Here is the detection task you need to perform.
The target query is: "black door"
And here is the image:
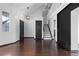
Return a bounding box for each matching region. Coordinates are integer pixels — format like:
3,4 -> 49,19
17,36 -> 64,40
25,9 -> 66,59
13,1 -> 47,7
20,20 -> 24,41
36,21 -> 42,39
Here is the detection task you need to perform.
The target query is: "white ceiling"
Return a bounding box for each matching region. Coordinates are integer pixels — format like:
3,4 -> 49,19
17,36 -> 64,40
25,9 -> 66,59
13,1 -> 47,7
0,3 -> 52,19
0,3 -> 47,14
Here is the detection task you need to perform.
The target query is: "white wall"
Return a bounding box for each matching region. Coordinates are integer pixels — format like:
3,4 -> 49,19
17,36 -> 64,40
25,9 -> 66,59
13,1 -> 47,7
43,17 -> 47,24
24,20 -> 34,37
43,9 -> 48,24
71,7 -> 79,50
0,4 -> 22,45
78,16 -> 79,44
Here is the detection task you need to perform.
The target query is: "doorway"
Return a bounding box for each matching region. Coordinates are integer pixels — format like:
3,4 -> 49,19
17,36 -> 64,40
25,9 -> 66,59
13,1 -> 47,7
71,7 -> 79,51
20,20 -> 24,41
35,21 -> 42,39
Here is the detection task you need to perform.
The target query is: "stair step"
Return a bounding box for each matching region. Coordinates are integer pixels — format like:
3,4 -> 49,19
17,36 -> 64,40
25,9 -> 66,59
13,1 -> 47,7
44,36 -> 51,38
43,33 -> 50,35
43,32 -> 50,33
43,37 -> 52,38
44,37 -> 51,39
44,38 -> 52,40
44,32 -> 50,33
44,34 -> 50,35
44,35 -> 51,36
44,33 -> 50,35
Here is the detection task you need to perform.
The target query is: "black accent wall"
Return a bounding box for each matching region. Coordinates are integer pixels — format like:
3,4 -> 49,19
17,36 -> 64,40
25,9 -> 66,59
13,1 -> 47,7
57,3 -> 79,50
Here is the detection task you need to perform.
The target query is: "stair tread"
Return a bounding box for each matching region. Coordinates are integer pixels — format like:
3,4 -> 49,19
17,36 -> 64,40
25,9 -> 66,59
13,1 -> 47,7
44,37 -> 51,38
44,35 -> 51,36
44,38 -> 52,39
44,38 -> 52,40
44,36 -> 51,37
44,32 -> 50,33
44,35 -> 50,36
44,34 -> 50,35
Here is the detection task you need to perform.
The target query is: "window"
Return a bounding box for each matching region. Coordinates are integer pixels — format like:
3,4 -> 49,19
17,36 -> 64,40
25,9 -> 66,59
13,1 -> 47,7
2,11 -> 10,32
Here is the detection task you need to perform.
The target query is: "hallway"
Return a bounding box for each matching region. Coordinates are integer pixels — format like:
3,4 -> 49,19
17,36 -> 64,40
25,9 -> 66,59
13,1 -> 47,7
0,3 -> 79,56
0,38 -> 78,56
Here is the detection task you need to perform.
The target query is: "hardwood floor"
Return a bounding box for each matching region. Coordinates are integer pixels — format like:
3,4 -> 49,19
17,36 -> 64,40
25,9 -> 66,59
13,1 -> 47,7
0,38 -> 78,56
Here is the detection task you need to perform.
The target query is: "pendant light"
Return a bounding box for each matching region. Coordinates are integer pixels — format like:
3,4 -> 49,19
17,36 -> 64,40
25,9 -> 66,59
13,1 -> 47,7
26,6 -> 30,20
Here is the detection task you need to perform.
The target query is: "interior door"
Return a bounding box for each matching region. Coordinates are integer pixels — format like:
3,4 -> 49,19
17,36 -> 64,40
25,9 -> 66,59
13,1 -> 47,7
20,20 -> 24,41
36,21 -> 42,39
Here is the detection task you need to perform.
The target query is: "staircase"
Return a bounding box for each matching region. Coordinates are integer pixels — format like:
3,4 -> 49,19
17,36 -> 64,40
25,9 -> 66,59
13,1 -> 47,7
43,24 -> 52,40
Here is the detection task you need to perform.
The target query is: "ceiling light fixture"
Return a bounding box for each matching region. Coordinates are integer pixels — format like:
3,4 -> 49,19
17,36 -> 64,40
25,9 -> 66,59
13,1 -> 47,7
26,6 -> 30,20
